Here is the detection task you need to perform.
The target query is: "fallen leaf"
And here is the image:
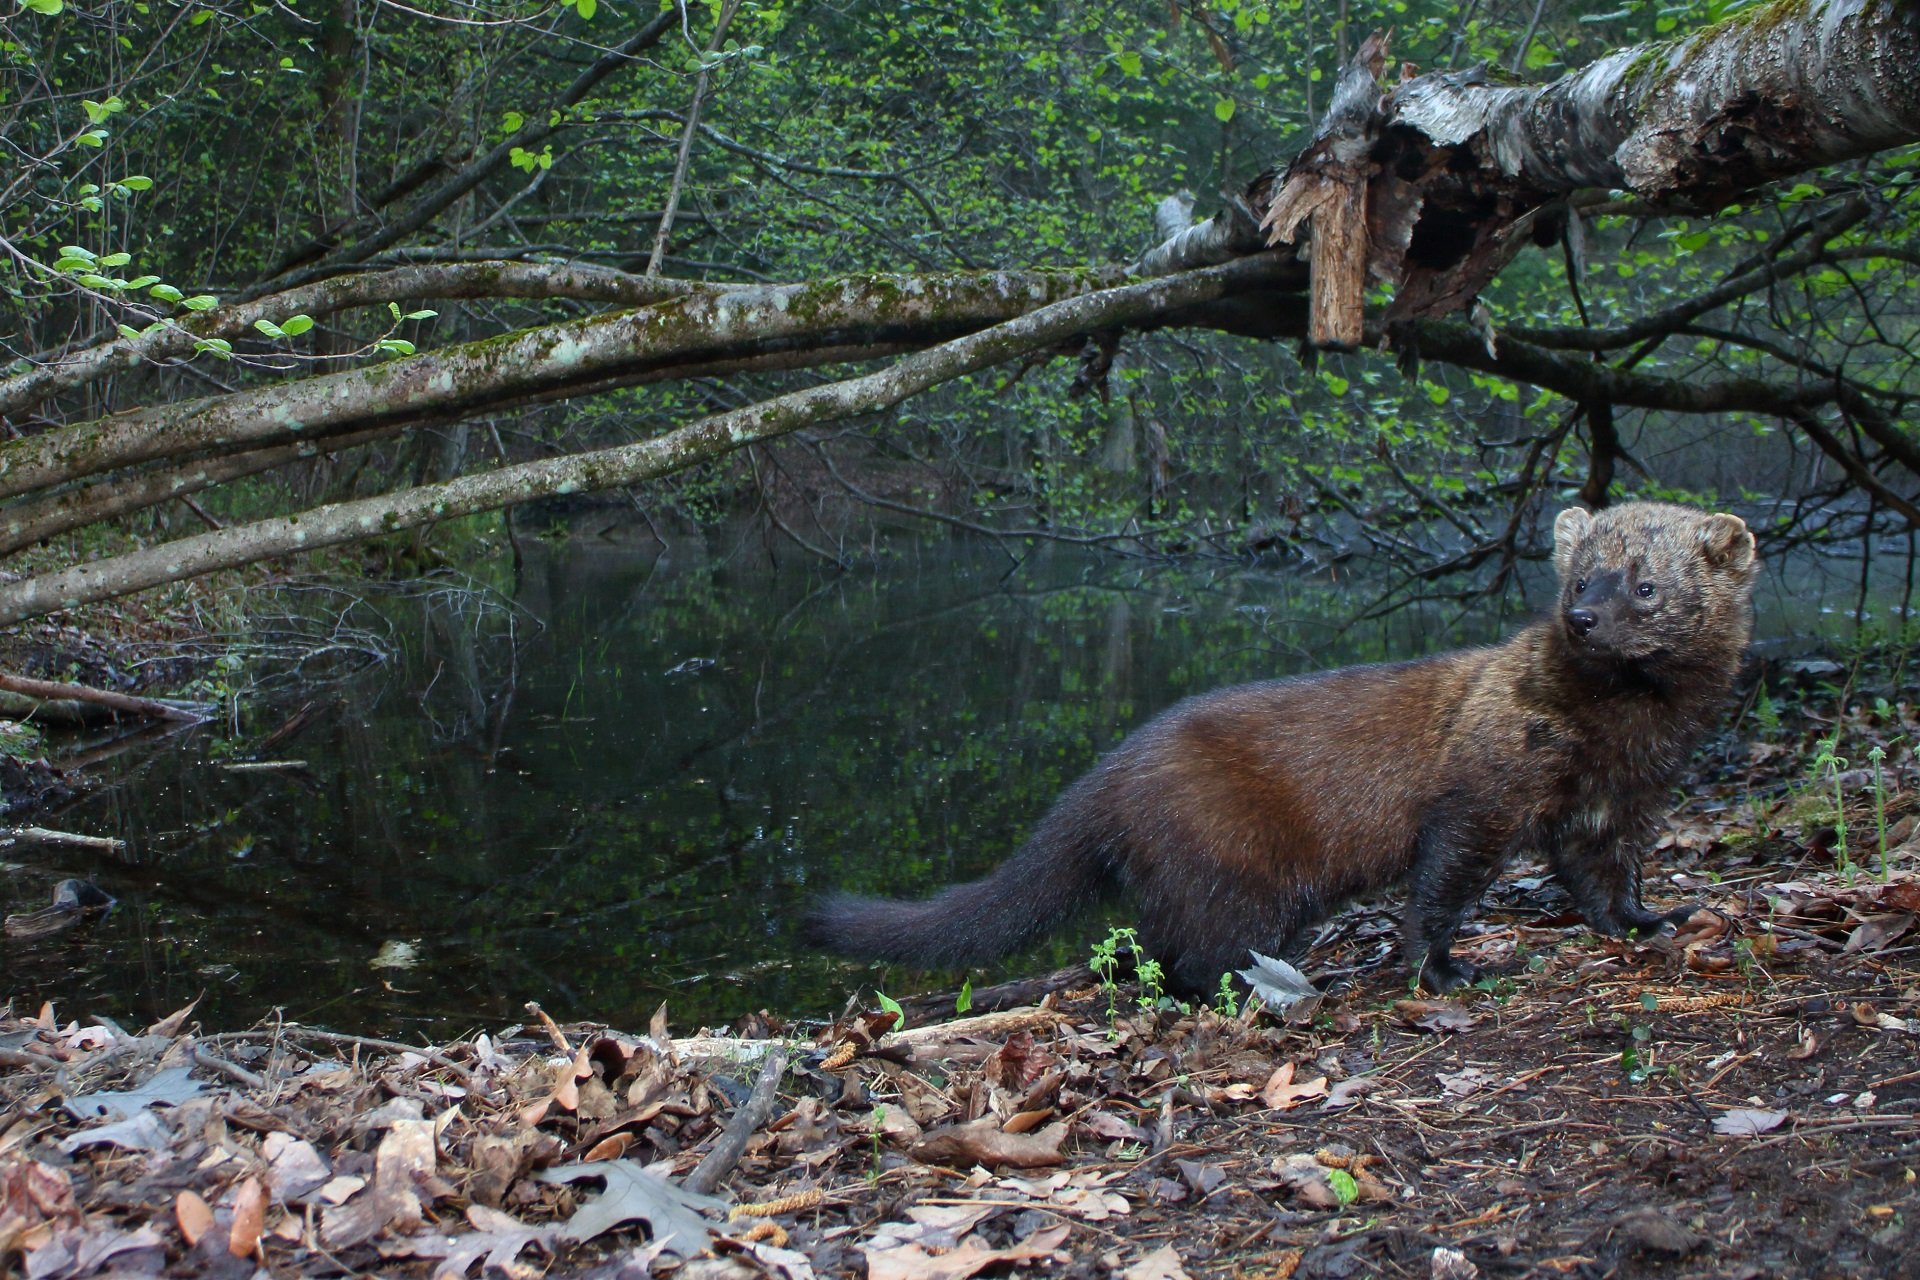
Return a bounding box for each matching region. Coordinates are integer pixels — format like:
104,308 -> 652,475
1392,999 -> 1475,1033
1259,1062 -> 1328,1110
535,1160 -> 723,1254
1712,1108 -> 1788,1136
862,1221 -> 1069,1280
1608,1207 -> 1706,1256
384,1205 -> 557,1280
144,1000 -> 200,1038
1237,950 -> 1321,1019
57,1111 -> 172,1154
1079,1109 -> 1149,1143
63,1065 -> 205,1120
1322,1077 -> 1380,1110
909,1117 -> 1069,1170
228,1176 -> 266,1258
262,1132 -> 332,1203
1436,1067 -> 1495,1098
1121,1243 -> 1194,1280
175,1190 -> 215,1247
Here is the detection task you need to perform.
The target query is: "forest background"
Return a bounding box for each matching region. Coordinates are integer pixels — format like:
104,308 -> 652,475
2,0 -> 1916,618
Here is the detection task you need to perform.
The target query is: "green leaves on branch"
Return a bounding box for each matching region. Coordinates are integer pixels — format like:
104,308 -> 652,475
20,0 -> 64,14
254,315 -> 315,340
509,144 -> 554,172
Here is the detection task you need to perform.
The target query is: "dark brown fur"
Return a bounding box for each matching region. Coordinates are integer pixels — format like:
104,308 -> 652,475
804,502 -> 1760,993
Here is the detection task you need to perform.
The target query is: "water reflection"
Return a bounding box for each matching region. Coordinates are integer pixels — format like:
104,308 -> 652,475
2,527 -> 1903,1037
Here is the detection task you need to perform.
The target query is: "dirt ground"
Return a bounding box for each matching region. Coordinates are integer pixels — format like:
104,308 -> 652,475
4,657 -> 1918,1280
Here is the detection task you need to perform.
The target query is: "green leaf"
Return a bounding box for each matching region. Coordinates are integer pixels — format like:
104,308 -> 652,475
98,252 -> 131,268
279,314 -> 314,336
189,8 -> 212,23
76,273 -> 117,289
116,324 -> 141,341
82,96 -> 124,122
501,110 -> 524,134
125,275 -> 160,289
149,283 -> 184,302
1675,231 -> 1710,253
575,0 -> 595,18
1117,50 -> 1142,76
873,989 -> 905,1028
1327,1168 -> 1359,1206
52,257 -> 92,273
1212,97 -> 1235,123
1426,384 -> 1450,406
193,337 -> 233,359
180,294 -> 219,311
21,0 -> 64,14
254,319 -> 286,339
115,174 -> 155,191
58,245 -> 95,262
376,338 -> 416,357
1323,374 -> 1350,397
77,129 -> 107,147
955,978 -> 972,1015
402,308 -> 438,321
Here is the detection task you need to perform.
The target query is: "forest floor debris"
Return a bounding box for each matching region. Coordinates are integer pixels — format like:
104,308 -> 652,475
4,656 -> 1919,1278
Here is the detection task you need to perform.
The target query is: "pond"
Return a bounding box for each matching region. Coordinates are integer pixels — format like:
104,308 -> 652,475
3,521 -> 1909,1039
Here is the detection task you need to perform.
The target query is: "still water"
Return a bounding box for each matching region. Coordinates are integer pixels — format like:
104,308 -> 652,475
2,528 -> 1902,1038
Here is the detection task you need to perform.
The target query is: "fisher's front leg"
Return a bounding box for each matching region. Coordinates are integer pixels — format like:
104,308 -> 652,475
1545,808 -> 1700,937
1402,799 -> 1513,993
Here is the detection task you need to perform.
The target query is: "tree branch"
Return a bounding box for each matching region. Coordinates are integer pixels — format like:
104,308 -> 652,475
0,256 -> 1293,625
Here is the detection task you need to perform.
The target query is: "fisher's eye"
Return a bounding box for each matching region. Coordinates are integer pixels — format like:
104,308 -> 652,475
1574,577 -> 1588,593
1636,581 -> 1657,598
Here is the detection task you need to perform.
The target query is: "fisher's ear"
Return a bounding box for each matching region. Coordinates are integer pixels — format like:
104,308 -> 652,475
1551,507 -> 1593,578
1700,512 -> 1756,572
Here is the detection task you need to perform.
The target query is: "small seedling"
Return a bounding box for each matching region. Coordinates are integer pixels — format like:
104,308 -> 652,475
1090,925 -> 1140,1027
955,977 -> 973,1015
1136,956 -> 1167,1012
1811,731 -> 1852,877
1213,971 -> 1240,1018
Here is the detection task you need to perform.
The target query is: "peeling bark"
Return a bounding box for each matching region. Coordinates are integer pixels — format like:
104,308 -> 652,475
1140,0 -> 1920,342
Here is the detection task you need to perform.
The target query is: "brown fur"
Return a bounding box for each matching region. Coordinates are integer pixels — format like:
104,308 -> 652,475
804,502 -> 1760,993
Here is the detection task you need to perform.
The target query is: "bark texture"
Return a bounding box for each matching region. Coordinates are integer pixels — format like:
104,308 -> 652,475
1196,0 -> 1920,342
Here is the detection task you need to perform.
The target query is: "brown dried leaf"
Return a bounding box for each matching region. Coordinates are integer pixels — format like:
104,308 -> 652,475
582,1132 -> 636,1162
1001,1107 -> 1055,1135
1392,999 -> 1475,1033
144,999 -> 199,1038
1259,1062 -> 1328,1110
227,1176 -> 266,1259
862,1221 -> 1069,1280
981,1031 -> 1057,1093
909,1117 -> 1069,1170
174,1190 -> 214,1247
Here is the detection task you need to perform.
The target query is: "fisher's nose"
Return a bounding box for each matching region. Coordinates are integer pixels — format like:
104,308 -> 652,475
1565,608 -> 1599,637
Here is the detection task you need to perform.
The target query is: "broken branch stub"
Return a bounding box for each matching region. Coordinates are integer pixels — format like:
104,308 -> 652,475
1256,32 -> 1390,350
1241,0 -> 1920,347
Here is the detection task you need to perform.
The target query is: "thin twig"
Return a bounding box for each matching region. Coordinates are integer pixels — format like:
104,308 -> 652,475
645,0 -> 743,277
684,1047 -> 787,1195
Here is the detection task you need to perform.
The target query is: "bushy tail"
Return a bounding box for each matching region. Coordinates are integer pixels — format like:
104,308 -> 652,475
802,805 -> 1114,967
